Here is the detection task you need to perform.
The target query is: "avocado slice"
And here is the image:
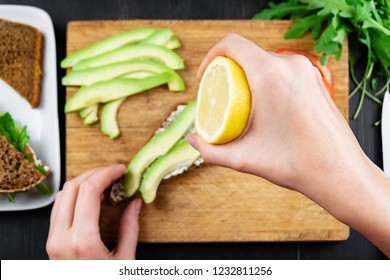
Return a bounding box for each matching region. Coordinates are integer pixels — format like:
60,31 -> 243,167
124,100 -> 196,197
141,29 -> 174,45
65,72 -> 171,113
139,139 -> 200,204
81,105 -> 99,125
100,71 -> 157,139
122,71 -> 154,79
79,105 -> 95,118
62,59 -> 185,91
101,98 -> 125,139
165,36 -> 181,49
61,28 -> 158,68
72,43 -> 184,71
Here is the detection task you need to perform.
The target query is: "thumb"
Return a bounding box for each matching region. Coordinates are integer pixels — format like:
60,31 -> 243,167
113,198 -> 142,259
188,134 -> 237,168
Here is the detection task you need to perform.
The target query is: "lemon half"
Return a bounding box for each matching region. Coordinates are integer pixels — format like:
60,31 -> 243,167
195,56 -> 251,144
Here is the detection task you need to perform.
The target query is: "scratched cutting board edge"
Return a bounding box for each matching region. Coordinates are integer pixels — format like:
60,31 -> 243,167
66,20 -> 349,243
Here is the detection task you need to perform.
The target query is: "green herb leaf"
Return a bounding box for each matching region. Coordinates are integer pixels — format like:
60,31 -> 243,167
285,14 -> 329,39
8,193 -> 16,203
35,164 -> 48,175
252,1 -> 308,20
36,182 -> 52,195
314,19 -> 344,61
300,0 -> 355,18
253,0 -> 390,119
371,29 -> 390,72
368,0 -> 384,25
371,77 -> 379,90
0,113 -> 30,156
362,17 -> 390,36
353,1 -> 372,23
17,126 -> 30,154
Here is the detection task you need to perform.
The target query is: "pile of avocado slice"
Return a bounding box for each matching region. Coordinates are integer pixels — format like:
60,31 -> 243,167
62,27 -> 186,139
62,28 -> 201,203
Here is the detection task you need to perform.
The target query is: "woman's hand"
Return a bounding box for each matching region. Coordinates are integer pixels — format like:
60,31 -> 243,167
189,34 -> 390,257
46,164 -> 142,260
189,33 -> 367,196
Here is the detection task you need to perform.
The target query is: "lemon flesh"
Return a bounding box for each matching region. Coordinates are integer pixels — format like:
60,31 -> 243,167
196,56 -> 251,144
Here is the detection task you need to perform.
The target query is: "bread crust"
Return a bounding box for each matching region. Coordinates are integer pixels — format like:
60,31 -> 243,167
31,25 -> 43,107
0,19 -> 43,108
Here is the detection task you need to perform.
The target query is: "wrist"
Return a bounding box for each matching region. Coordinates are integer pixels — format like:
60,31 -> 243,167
301,152 -> 390,256
343,162 -> 390,256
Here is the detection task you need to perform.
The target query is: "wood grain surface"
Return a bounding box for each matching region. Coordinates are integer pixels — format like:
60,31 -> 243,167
66,20 -> 349,243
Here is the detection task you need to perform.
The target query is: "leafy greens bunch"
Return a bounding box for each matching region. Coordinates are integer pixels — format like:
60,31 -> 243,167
253,0 -> 390,120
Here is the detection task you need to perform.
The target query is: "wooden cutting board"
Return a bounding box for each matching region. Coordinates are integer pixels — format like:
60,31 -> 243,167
66,20 -> 349,242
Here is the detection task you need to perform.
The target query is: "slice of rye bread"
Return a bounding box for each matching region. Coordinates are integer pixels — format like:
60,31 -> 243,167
0,135 -> 45,193
0,18 -> 43,108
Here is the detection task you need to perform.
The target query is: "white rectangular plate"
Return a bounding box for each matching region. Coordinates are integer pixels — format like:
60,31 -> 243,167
0,5 -> 60,210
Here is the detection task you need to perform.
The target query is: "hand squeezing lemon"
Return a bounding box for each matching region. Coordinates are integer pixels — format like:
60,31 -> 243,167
196,56 -> 251,144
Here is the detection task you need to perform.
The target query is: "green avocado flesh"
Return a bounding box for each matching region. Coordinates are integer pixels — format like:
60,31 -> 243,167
141,29 -> 174,45
79,71 -> 155,129
164,36 -> 181,49
79,105 -> 95,118
61,28 -> 157,68
62,59 -> 185,91
123,100 -> 197,197
73,43 -> 184,71
64,72 -> 171,113
139,139 -> 200,204
100,98 -> 125,139
81,104 -> 99,125
122,71 -> 154,79
100,71 -> 157,139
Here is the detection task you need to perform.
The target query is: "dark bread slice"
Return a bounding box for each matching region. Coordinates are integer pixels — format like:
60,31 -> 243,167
0,18 -> 43,108
0,135 -> 45,192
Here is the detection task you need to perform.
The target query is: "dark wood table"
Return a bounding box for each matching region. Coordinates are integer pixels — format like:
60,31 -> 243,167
0,0 -> 387,260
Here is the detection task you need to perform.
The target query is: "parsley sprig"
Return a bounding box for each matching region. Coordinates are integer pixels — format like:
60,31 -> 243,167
253,0 -> 390,120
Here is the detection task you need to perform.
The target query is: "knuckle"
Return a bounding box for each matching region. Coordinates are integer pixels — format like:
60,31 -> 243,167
46,239 -> 61,259
223,33 -> 242,44
70,235 -> 98,259
225,32 -> 240,40
256,57 -> 288,88
289,54 -> 315,73
70,235 -> 94,256
78,180 -> 97,195
264,58 -> 284,76
62,181 -> 76,192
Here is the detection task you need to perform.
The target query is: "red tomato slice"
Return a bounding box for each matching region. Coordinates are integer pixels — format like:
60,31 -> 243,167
275,48 -> 334,100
